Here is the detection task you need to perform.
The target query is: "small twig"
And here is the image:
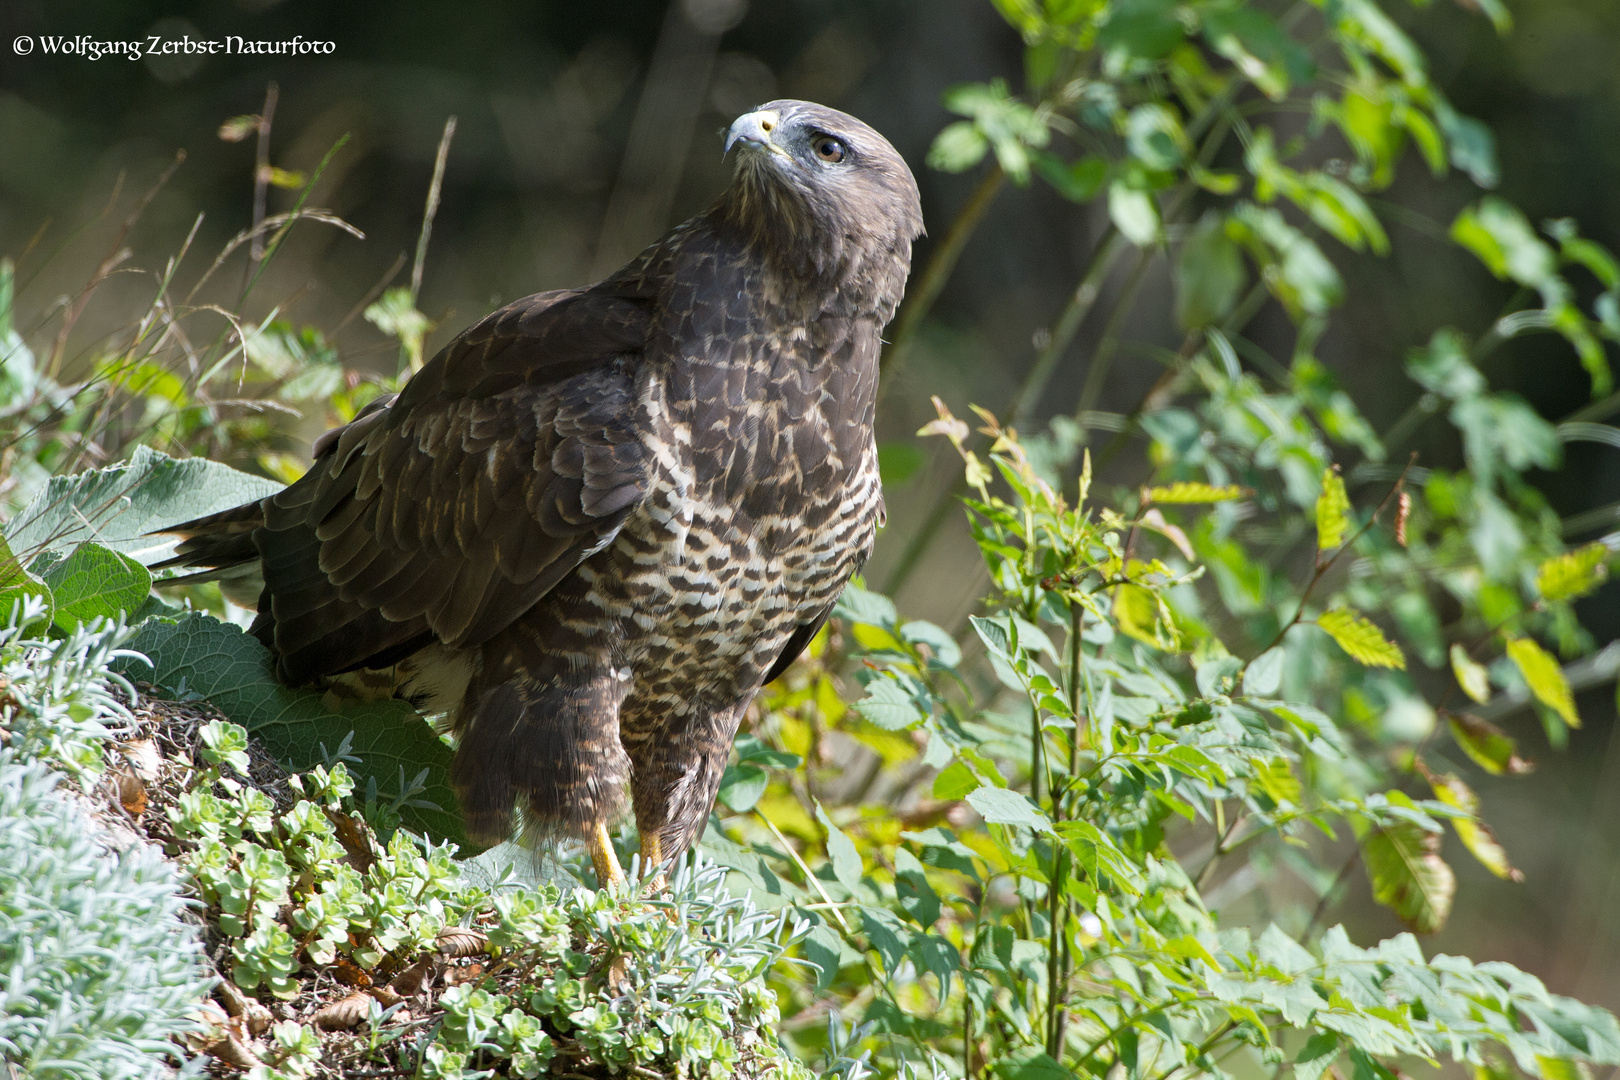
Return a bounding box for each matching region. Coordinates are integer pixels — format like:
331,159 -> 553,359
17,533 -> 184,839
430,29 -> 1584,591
411,117 -> 458,307
1303,846 -> 1362,940
1245,454 -> 1416,669
247,82 -> 279,269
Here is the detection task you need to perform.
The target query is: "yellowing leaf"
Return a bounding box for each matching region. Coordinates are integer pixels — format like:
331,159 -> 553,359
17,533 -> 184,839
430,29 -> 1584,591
1536,542 -> 1610,603
1143,482 -> 1246,504
1317,608 -> 1405,669
1114,583 -> 1181,651
1422,766 -> 1523,882
1248,756 -> 1301,808
1363,819 -> 1455,934
1449,644 -> 1492,705
1316,468 -> 1351,550
1505,637 -> 1580,729
1447,713 -> 1533,776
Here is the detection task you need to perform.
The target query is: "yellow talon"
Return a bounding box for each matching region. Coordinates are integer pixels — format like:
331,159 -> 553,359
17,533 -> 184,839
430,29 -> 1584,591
589,821 -> 626,891
640,832 -> 668,894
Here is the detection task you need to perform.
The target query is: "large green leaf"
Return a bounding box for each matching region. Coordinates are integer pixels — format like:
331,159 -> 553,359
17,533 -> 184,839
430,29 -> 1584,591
39,541 -> 151,632
1505,637 -> 1580,729
116,613 -> 478,854
3,446 -> 281,565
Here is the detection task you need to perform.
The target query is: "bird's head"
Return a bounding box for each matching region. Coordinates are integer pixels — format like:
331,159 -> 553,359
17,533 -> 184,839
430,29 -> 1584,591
717,100 -> 923,312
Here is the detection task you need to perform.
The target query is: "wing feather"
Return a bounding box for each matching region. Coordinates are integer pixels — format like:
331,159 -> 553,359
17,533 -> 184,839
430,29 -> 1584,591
237,285 -> 659,682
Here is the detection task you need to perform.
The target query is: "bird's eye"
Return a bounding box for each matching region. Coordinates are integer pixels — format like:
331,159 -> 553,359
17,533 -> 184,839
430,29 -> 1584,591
812,135 -> 846,163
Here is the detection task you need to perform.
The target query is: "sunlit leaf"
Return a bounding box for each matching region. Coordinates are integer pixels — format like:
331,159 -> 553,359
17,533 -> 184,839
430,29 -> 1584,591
1143,482 -> 1246,504
1363,819 -> 1455,933
1423,767 -> 1523,882
1447,713 -> 1533,776
1109,181 -> 1160,246
966,786 -> 1052,832
855,677 -> 927,731
1449,644 -> 1492,705
1316,468 -> 1351,551
814,801 -> 864,892
1317,608 -> 1405,669
1505,637 -> 1580,729
1536,542 -> 1610,604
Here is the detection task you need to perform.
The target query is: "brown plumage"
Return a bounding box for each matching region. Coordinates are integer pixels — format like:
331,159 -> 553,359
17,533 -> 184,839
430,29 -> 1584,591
158,100 -> 923,886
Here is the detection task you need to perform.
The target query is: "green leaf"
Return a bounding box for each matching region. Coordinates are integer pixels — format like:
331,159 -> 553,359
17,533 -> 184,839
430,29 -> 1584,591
39,542 -> 151,632
1175,213 -> 1247,330
1143,482 -> 1246,504
1536,542 -> 1610,603
1447,712 -> 1532,776
716,764 -> 768,813
1294,1033 -> 1341,1080
1228,204 -> 1344,317
3,446 -> 282,566
1317,608 -> 1405,669
855,678 -> 927,731
927,121 -> 990,174
1125,103 -> 1187,171
1315,468 -> 1351,551
1434,102 -> 1499,189
1449,645 -> 1492,705
815,801 -> 863,892
1035,154 -> 1107,203
1109,181 -> 1160,246
1363,819 -> 1455,934
1451,198 -> 1557,288
1406,328 -> 1484,400
116,613 -> 477,852
932,760 -> 980,801
1424,768 -> 1523,882
1505,637 -> 1580,729
0,533 -> 52,629
966,785 -> 1052,832
834,582 -> 897,629
1098,0 -> 1184,60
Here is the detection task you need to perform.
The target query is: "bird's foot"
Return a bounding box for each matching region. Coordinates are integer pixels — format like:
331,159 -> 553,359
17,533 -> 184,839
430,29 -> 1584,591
588,821 -> 628,893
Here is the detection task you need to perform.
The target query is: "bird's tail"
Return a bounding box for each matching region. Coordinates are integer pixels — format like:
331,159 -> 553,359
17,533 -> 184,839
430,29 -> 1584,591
149,500 -> 268,608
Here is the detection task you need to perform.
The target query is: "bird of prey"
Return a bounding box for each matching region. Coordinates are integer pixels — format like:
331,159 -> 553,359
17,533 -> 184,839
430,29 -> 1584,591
158,100 -> 923,889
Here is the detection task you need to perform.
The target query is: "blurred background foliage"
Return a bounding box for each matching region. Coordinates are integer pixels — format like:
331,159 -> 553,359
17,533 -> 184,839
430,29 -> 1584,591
5,0 -> 1620,1044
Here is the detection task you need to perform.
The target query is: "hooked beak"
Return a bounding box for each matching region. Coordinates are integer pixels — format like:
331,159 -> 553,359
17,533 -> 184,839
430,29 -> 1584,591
725,109 -> 787,156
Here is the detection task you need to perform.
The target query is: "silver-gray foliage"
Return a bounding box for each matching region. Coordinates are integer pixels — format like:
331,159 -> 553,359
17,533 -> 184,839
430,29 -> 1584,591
0,752 -> 212,1079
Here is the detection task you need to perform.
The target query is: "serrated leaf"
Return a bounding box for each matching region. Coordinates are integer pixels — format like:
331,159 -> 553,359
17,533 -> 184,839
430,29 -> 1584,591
1295,1033 -> 1340,1080
814,801 -> 863,892
1505,637 -> 1580,729
855,677 -> 927,731
1143,482 -> 1246,504
1317,608 -> 1405,669
39,541 -> 151,632
833,581 -> 897,629
1423,767 -> 1523,882
3,446 -> 282,566
1363,819 -> 1455,933
1315,468 -> 1351,550
1449,644 -> 1492,705
115,613 -> 477,853
932,760 -> 979,801
965,785 -> 1052,832
1536,542 -> 1609,603
1447,713 -> 1532,776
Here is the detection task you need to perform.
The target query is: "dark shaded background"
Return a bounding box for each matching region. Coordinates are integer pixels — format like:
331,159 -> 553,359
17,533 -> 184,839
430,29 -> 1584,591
4,0 -> 1619,1015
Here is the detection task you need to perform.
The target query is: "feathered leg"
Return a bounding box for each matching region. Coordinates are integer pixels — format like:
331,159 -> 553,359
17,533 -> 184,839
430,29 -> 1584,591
623,698 -> 750,886
450,642 -> 633,889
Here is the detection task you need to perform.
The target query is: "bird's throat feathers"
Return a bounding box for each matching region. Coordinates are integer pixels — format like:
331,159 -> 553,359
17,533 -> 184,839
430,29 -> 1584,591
710,152 -> 918,327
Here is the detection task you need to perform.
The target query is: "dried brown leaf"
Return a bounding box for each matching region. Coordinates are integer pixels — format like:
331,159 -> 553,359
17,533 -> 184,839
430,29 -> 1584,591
313,991 -> 374,1032
441,963 -> 484,987
436,928 -> 489,958
387,955 -> 439,998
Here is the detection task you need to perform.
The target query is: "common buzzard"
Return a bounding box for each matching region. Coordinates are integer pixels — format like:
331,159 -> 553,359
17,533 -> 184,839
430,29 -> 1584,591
160,100 -> 923,888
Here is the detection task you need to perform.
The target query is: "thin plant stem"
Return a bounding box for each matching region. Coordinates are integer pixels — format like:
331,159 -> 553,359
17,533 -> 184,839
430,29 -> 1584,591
412,117 -> 458,306
1069,244 -> 1156,426
1010,228 -> 1127,429
246,83 -> 279,275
